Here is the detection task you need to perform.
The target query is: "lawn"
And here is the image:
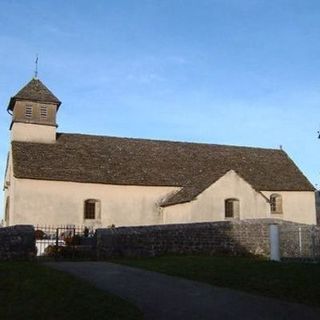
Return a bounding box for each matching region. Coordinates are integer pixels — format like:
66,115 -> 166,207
0,262 -> 142,320
112,255 -> 320,307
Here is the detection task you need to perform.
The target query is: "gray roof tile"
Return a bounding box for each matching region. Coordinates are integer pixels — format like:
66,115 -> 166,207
8,78 -> 61,110
11,133 -> 315,206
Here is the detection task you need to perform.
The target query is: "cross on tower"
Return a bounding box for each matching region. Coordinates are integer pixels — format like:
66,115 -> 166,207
34,55 -> 39,79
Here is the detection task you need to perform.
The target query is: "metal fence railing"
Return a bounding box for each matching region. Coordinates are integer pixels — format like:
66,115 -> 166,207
35,225 -> 95,260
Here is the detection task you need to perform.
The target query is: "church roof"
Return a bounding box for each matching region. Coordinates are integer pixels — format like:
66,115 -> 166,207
11,133 -> 315,206
8,78 -> 61,111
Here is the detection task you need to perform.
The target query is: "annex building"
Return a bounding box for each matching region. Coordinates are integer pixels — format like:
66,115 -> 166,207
3,78 -> 317,227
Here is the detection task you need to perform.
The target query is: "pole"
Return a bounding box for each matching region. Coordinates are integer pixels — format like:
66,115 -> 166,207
270,224 -> 280,261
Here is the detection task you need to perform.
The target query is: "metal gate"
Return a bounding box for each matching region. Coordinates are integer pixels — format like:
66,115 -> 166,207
35,225 -> 96,260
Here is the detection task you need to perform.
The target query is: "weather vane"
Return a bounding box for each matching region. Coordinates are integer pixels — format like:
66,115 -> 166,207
34,54 -> 39,79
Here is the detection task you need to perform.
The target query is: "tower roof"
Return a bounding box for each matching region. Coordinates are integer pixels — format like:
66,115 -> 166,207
8,78 -> 61,111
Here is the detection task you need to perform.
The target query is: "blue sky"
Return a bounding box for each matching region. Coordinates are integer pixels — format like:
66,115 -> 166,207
0,0 -> 320,220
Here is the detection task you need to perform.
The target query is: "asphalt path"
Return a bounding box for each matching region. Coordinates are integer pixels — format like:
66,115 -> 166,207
46,261 -> 320,320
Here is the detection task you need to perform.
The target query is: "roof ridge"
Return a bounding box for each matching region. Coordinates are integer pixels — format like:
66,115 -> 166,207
57,132 -> 282,152
12,133 -> 315,205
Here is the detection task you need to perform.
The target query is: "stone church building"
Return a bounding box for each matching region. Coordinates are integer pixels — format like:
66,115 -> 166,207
3,78 -> 317,227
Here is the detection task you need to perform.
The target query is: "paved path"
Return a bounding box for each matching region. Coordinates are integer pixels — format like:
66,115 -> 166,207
46,262 -> 320,320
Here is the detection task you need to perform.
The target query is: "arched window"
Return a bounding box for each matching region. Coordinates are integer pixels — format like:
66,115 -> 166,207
84,199 -> 100,220
225,198 -> 240,219
270,194 -> 282,214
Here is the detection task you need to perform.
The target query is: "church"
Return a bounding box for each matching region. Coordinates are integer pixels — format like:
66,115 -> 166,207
3,78 -> 317,228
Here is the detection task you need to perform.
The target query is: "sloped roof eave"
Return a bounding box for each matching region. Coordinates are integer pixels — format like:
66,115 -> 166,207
11,133 -> 315,198
160,169 -> 272,207
7,78 -> 61,111
8,97 -> 62,111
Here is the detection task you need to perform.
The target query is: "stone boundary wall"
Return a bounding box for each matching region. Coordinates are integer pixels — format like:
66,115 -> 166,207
96,219 -> 275,258
279,223 -> 320,259
0,225 -> 36,260
1,221 -> 316,261
96,219 -> 318,259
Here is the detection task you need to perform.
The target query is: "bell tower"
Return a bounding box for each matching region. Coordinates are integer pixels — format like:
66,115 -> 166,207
7,78 -> 61,143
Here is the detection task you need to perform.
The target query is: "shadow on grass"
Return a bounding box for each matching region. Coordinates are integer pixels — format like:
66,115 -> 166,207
0,262 -> 143,320
111,254 -> 320,307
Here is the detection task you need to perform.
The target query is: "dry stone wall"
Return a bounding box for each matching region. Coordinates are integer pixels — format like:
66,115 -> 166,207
0,225 -> 35,260
96,219 -> 277,258
279,223 -> 320,259
1,220 -> 316,261
96,219 -> 319,259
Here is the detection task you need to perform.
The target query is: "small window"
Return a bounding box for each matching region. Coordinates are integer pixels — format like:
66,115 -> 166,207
270,194 -> 282,214
25,105 -> 33,119
84,199 -> 100,220
40,106 -> 48,119
225,198 -> 240,219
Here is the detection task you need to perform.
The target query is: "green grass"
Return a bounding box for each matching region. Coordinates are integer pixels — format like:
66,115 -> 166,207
111,255 -> 320,307
0,262 -> 143,320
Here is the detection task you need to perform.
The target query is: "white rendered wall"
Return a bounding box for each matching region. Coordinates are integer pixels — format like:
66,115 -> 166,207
9,177 -> 179,227
163,170 -> 316,225
164,170 -> 270,224
3,152 -> 15,226
261,191 -> 316,225
7,170 -> 316,227
11,123 -> 56,143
